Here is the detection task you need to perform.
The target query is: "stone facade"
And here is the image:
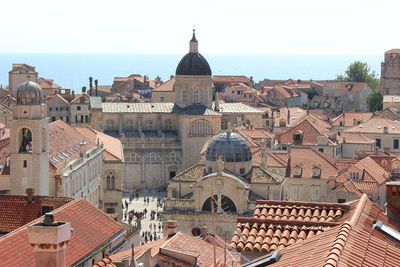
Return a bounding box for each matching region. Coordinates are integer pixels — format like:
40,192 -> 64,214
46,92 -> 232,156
8,64 -> 38,92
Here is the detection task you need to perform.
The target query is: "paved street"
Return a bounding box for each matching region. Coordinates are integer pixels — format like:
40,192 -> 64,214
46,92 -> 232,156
122,190 -> 166,244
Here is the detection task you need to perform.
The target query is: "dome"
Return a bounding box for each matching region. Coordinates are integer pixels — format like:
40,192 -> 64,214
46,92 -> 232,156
15,81 -> 44,105
175,31 -> 212,76
175,53 -> 212,76
206,132 -> 252,162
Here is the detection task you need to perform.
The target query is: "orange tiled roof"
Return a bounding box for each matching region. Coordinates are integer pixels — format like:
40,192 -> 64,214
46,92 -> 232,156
0,198 -> 124,267
37,77 -> 61,90
267,194 -> 400,267
344,117 -> 400,134
75,127 -> 123,161
230,200 -> 351,253
213,75 -> 251,84
48,120 -> 97,169
340,132 -> 375,144
332,112 -> 373,127
111,232 -> 241,266
153,77 -> 175,92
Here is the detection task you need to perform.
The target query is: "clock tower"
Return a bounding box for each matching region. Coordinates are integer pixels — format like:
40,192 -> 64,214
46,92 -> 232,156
10,81 -> 49,196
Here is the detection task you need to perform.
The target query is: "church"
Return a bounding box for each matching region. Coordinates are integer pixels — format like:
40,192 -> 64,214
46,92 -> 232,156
90,31 -> 266,190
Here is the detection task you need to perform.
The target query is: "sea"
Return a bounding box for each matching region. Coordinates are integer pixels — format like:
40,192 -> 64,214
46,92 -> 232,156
0,53 -> 382,92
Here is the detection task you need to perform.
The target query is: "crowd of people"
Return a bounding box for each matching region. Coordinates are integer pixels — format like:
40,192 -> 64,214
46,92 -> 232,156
122,191 -> 165,245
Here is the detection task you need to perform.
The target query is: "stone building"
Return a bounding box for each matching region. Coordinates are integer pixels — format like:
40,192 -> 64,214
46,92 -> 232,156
90,31 -> 265,191
163,131 -> 285,238
2,81 -> 124,217
8,64 -> 38,92
381,49 -> 400,95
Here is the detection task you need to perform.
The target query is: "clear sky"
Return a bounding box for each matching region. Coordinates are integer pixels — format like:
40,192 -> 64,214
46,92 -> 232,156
1,0 -> 399,55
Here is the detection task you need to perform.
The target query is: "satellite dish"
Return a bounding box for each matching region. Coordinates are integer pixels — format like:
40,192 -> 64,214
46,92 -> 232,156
191,227 -> 201,237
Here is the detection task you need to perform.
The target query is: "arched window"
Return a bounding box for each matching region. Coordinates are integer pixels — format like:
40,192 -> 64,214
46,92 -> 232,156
165,152 -> 181,163
145,152 -> 161,162
105,119 -> 115,130
188,120 -> 213,136
125,120 -> 136,130
19,128 -> 33,153
164,119 -> 172,130
202,195 -> 237,213
126,152 -> 141,162
144,120 -> 153,130
106,171 -> 115,190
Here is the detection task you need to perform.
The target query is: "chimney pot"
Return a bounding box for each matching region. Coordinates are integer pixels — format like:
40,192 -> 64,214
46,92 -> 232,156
166,220 -> 177,237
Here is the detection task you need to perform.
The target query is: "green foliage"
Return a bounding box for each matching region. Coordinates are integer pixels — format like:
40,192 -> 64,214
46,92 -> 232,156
302,103 -> 315,109
307,88 -> 319,100
354,106 -> 361,112
336,61 -> 379,90
366,90 -> 383,112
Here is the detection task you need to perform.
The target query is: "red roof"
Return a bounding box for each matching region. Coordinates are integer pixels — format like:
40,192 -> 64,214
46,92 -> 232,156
213,75 -> 251,84
230,200 -> 351,253
0,198 -> 124,267
0,195 -> 71,233
267,195 -> 400,267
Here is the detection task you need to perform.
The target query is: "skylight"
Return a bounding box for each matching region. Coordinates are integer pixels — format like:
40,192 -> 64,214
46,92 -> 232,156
373,221 -> 400,242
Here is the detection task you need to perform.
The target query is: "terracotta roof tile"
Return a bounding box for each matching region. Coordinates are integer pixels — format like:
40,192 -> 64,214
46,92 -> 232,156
230,200 -> 351,254
332,112 -> 373,127
260,195 -> 400,267
0,198 -> 124,267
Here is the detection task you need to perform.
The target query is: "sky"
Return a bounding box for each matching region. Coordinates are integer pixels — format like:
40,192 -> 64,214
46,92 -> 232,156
0,0 -> 399,55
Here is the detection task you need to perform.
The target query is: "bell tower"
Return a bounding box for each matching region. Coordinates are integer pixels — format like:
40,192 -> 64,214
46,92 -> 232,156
10,81 -> 49,196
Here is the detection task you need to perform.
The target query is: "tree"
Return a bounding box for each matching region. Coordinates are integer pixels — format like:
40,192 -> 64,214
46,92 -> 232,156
336,61 -> 379,90
366,90 -> 383,112
307,88 -> 319,100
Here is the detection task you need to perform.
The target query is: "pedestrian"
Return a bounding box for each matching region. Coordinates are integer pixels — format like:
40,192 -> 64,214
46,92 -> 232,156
158,223 -> 161,232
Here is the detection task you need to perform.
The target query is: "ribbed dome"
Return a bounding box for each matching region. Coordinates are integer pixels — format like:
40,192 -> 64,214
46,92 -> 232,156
15,81 -> 44,105
206,132 -> 252,162
176,52 -> 212,76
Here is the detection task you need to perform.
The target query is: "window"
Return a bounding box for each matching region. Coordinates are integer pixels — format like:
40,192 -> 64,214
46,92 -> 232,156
165,152 -> 180,163
164,119 -> 172,130
66,107 -> 69,111
394,139 -> 399,149
66,116 -> 69,123
188,120 -> 213,136
49,107 -> 52,111
208,167 -> 212,174
392,186 -> 397,196
145,152 -> 161,162
85,115 -> 89,123
106,171 -> 115,190
266,120 -> 270,127
55,107 -> 59,111
23,160 -> 27,168
311,188 -> 320,201
240,168 -> 246,175
77,106 -> 81,111
339,121 -> 344,126
181,90 -> 187,103
318,148 -> 324,153
144,120 -> 153,130
51,117 -> 56,122
292,187 -> 299,200
338,198 -> 346,203
160,97 -> 164,102
126,152 -> 140,162
312,168 -> 321,178
294,167 -> 302,177
106,120 -> 115,130
193,90 -> 199,103
376,139 -> 381,148
106,208 -> 115,214
126,120 -> 135,130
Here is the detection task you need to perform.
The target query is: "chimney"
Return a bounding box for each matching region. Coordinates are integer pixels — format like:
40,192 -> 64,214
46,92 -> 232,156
26,188 -> 35,203
79,141 -> 86,157
214,91 -> 220,112
28,213 -> 72,267
287,109 -> 291,125
94,79 -> 98,97
82,86 -> 86,93
166,220 -> 177,238
384,126 -> 389,134
200,225 -> 208,236
89,77 -> 93,96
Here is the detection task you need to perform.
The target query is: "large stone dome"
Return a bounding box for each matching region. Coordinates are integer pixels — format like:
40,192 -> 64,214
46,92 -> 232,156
15,81 -> 44,105
175,31 -> 212,76
175,53 -> 212,76
206,131 -> 252,163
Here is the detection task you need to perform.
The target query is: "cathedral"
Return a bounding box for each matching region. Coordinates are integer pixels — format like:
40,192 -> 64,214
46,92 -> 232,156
90,31 -> 266,190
